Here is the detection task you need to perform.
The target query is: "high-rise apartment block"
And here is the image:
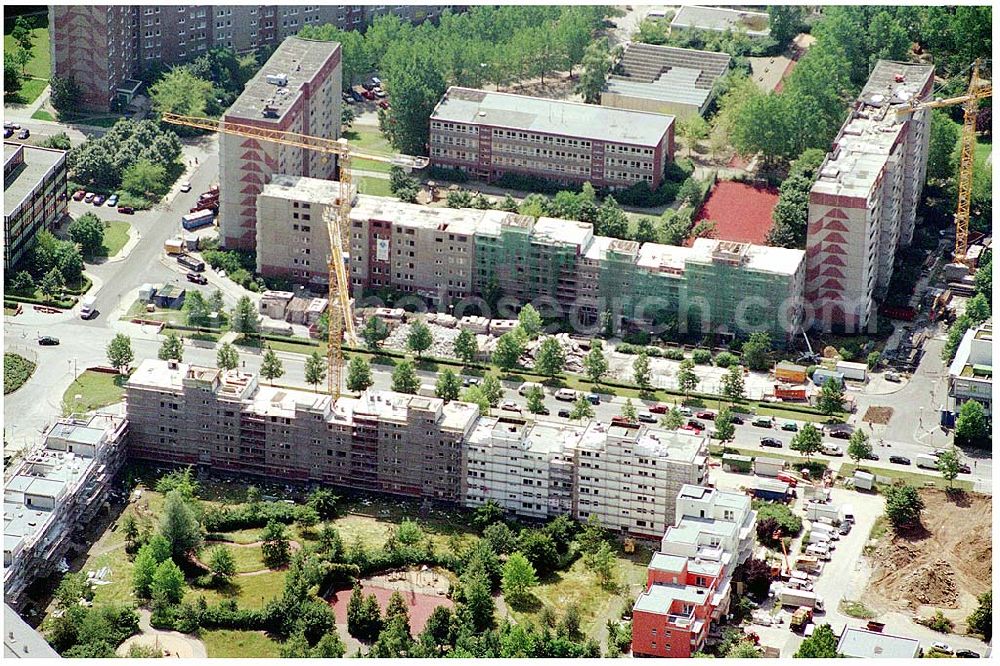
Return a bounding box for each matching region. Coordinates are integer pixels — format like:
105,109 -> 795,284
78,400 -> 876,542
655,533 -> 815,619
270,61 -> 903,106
219,36 -> 341,250
346,196 -> 806,341
50,5 -> 456,112
125,359 -> 479,502
4,415 -> 127,610
429,87 -> 675,190
631,485 -> 757,658
806,61 -> 933,332
4,143 -> 69,270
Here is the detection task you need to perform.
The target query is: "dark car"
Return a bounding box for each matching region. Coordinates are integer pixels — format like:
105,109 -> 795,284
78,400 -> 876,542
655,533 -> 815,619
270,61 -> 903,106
889,455 -> 911,465
118,206 -> 135,214
760,437 -> 783,448
17,128 -> 29,140
838,522 -> 852,535
533,406 -> 551,416
186,272 -> 208,285
958,463 -> 972,474
350,89 -> 363,102
3,127 -> 12,139
955,650 -> 981,658
461,377 -> 480,388
557,409 -> 571,418
177,254 -> 206,272
38,336 -> 60,346
862,452 -> 880,461
361,82 -> 375,91
829,429 -> 851,440
696,411 -> 715,420
686,419 -> 705,431
729,415 -> 745,425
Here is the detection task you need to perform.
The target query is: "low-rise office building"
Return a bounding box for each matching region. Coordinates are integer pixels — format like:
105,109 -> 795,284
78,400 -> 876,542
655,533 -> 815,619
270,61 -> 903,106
670,5 -> 771,38
4,143 -> 69,270
429,86 -> 675,190
4,414 -> 127,610
837,627 -> 922,659
948,321 -> 992,416
631,485 -> 757,658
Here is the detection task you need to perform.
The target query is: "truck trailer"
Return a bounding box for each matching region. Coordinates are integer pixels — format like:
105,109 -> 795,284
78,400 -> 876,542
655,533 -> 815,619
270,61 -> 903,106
181,209 -> 215,231
779,589 -> 825,610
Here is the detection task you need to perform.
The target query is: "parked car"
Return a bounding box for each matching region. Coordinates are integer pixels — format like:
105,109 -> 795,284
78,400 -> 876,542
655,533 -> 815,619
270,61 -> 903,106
17,128 -> 30,140
686,419 -> 705,431
696,411 -> 715,420
955,650 -> 980,658
180,182 -> 192,192
931,643 -> 953,655
829,430 -> 851,440
884,371 -> 901,382
557,409 -> 571,418
760,437 -> 783,448
186,272 -> 208,285
374,89 -> 387,98
500,401 -> 521,412
958,463 -> 972,474
680,424 -> 700,432
729,415 -> 745,425
350,90 -> 363,102
177,254 -> 206,272
38,336 -> 60,346
534,406 -> 550,416
862,452 -> 880,461
118,206 -> 135,214
889,455 -> 912,465
362,89 -> 376,100
838,522 -> 852,535
679,407 -> 693,417
3,121 -> 18,129
93,194 -> 105,206
781,421 -> 799,432
638,412 -> 656,423
585,393 -> 601,405
752,417 -> 773,428
821,443 -> 844,456
107,194 -> 119,207
371,76 -> 382,86
554,388 -> 577,402
73,190 -> 87,201
649,402 -> 669,414
461,377 -> 480,388
3,127 -> 13,138
377,99 -> 390,110
84,192 -> 96,203
361,82 -> 375,91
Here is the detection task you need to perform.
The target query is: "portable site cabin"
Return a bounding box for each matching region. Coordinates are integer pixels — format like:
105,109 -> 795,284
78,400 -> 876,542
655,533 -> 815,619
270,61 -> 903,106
853,470 -> 875,491
723,454 -> 753,474
812,368 -> 845,387
753,456 -> 786,478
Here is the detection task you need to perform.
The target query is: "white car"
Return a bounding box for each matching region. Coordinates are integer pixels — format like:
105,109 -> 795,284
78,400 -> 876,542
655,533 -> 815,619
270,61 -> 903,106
500,401 -> 521,413
180,182 -> 192,192
931,643 -> 953,655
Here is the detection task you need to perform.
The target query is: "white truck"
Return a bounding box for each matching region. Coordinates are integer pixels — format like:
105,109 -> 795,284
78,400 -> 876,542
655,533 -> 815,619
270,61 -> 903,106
518,382 -> 543,397
805,531 -> 834,547
79,295 -> 97,319
810,523 -> 840,540
778,588 -> 825,610
805,502 -> 842,524
805,543 -> 831,560
916,454 -> 940,470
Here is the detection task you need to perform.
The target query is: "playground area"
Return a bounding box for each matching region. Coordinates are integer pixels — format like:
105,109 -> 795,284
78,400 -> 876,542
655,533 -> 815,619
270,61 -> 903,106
328,566 -> 455,634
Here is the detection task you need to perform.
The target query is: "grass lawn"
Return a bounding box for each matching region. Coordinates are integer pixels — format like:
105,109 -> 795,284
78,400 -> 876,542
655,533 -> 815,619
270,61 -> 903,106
189,570 -> 288,609
974,139 -> 991,166
206,542 -> 268,574
61,370 -> 128,414
4,24 -> 50,80
123,299 -> 185,324
99,220 -> 131,257
839,462 -> 973,491
5,77 -> 48,105
357,175 -> 393,197
202,630 -> 281,658
31,108 -> 53,121
4,353 -> 36,394
344,126 -> 394,173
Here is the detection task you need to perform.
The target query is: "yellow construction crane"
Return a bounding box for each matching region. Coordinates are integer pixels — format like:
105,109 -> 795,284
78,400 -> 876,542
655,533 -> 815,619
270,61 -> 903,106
161,113 -> 428,398
897,60 -> 991,264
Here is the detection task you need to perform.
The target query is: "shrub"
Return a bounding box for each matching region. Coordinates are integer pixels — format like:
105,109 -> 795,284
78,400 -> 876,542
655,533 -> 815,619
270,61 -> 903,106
662,347 -> 685,361
427,165 -> 469,183
691,348 -> 712,364
714,351 -> 739,367
920,610 -> 955,633
644,346 -> 663,357
203,501 -> 305,532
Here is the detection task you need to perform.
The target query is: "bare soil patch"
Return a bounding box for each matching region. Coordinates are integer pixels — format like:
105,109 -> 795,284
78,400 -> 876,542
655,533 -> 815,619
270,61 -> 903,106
866,490 -> 991,631
862,406 -> 894,425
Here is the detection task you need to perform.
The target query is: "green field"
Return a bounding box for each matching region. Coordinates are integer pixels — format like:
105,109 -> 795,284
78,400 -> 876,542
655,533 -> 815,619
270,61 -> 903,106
4,353 -> 35,394
61,370 -> 128,414
99,221 -> 131,257
344,126 -> 394,173
202,630 -> 281,658
4,22 -> 50,80
357,175 -> 393,197
31,108 -> 53,121
6,77 -> 48,105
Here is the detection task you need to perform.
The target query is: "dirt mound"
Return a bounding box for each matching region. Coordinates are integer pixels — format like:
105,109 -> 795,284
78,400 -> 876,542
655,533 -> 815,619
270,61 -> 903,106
867,490 -> 991,623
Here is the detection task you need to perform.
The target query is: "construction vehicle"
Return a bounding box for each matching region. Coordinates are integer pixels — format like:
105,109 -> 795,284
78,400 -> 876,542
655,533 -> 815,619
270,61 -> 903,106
623,538 -> 636,554
790,606 -> 813,633
897,60 -> 991,264
161,113 -> 428,397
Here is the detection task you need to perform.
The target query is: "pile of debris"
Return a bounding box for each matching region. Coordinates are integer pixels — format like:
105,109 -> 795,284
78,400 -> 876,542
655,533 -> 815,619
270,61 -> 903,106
523,333 -> 589,374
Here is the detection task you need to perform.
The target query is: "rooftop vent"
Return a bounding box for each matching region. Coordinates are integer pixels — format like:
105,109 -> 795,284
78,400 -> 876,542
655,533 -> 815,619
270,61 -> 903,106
894,73 -> 905,83
265,73 -> 288,86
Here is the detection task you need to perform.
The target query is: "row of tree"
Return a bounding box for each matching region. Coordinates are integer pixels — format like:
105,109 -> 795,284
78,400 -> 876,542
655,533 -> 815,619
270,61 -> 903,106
68,119 -> 182,197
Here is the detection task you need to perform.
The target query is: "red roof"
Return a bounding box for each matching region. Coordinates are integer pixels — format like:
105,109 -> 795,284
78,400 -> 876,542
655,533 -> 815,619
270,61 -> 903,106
692,180 -> 779,246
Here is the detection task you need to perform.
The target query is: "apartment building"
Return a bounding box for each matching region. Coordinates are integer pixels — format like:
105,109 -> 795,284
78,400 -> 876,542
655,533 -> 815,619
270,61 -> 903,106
348,195 -> 492,305
463,417 -> 578,520
948,321 -> 992,417
50,5 -> 455,112
125,359 -> 479,502
218,36 -> 341,250
632,484 -> 757,658
574,422 -> 709,539
4,414 -> 128,610
806,61 -> 933,332
256,175 -> 356,284
429,87 -> 675,190
4,143 -> 69,270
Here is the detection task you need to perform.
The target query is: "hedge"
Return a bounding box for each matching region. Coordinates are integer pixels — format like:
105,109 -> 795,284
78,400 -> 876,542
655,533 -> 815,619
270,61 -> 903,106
4,292 -> 77,309
203,501 -> 305,533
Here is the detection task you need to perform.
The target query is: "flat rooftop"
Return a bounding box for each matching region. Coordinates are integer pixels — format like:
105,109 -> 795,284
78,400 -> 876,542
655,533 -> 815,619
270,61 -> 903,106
837,627 -> 921,659
5,603 -> 60,658
532,217 -> 594,250
606,44 -> 731,109
262,175 -> 353,206
432,86 -> 674,147
633,581 -> 712,614
671,5 -> 770,36
351,194 -> 491,237
688,238 -> 805,277
4,142 -> 66,217
577,421 -> 705,463
225,37 -> 339,123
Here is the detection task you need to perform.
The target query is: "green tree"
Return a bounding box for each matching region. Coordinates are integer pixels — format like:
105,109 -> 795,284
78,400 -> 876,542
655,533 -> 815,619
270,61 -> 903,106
231,295 -> 260,336
150,67 -> 213,119
482,522 -> 517,555
216,342 -> 239,371
768,5 -> 804,46
480,374 -> 504,407
462,386 -> 491,413
661,407 -> 684,430
208,546 -> 236,583
942,314 -> 972,362
955,399 -> 989,448
406,321 -> 433,359
677,358 -> 699,396
391,359 -> 420,394
790,423 -> 823,458
473,499 -> 506,529
926,110 -> 961,182
378,47 -> 447,155
715,406 -> 735,442
346,355 -> 374,393
518,304 -> 543,339
151,559 -> 186,605
493,331 -> 525,373
866,351 -> 881,371
587,541 -> 618,590
741,332 -> 771,371
677,115 -> 711,157
132,546 -> 160,598
525,385 -> 546,414
621,398 -> 638,423
461,572 -> 495,633
974,254 -> 991,304
570,394 -> 595,421
936,447 -> 961,487
721,365 -> 745,402
816,378 -> 845,416
794,623 -> 839,657
965,292 -> 991,324
68,213 -> 105,256
121,160 -> 169,198
435,368 -> 462,401
583,340 -> 608,384
3,56 -> 23,96
260,347 -> 284,384
183,290 -> 211,327
362,316 -> 390,351
8,270 -> 34,295
534,337 -> 566,377
261,520 -> 291,568
883,483 -> 924,529
106,333 -> 134,374
304,351 -> 327,390
158,332 -> 184,362
160,490 -> 202,560
728,640 -> 765,658
454,328 -> 479,365
847,429 -> 873,464
501,552 -> 538,607
575,37 -> 611,104
596,196 -> 629,239
633,352 -> 652,393
308,488 -> 341,521
967,591 -> 992,641
40,267 -> 65,300
517,529 -> 560,577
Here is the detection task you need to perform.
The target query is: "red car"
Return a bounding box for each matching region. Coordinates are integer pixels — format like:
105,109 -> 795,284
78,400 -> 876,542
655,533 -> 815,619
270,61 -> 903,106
377,99 -> 390,110
362,89 -> 376,100
696,411 -> 716,420
649,402 -> 670,414
73,190 -> 86,201
117,206 -> 135,214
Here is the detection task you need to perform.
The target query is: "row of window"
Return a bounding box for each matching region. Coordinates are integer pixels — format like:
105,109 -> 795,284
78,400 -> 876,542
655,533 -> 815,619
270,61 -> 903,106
491,129 -> 592,149
431,121 -> 479,134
